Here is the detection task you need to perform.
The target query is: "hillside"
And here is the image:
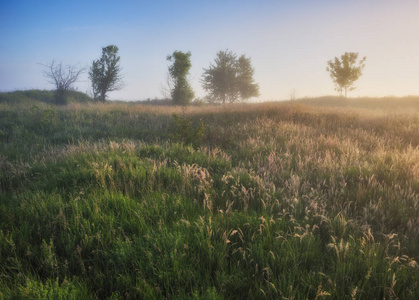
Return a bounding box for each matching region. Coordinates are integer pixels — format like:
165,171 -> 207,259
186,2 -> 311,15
0,89 -> 94,105
298,95 -> 419,113
0,97 -> 418,299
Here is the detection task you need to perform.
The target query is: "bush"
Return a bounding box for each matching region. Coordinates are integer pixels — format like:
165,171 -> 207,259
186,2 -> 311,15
171,113 -> 206,148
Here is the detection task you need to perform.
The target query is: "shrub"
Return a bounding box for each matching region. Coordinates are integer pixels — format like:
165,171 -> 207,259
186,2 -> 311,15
171,113 -> 206,148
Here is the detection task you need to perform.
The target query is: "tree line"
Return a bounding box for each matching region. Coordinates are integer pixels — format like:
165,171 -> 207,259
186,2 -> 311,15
42,45 -> 366,105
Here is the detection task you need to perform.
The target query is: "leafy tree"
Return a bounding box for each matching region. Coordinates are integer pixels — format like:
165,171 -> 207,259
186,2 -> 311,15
236,55 -> 260,100
202,50 -> 237,104
42,61 -> 84,105
327,52 -> 366,98
201,50 -> 259,104
166,51 -> 194,106
89,45 -> 123,102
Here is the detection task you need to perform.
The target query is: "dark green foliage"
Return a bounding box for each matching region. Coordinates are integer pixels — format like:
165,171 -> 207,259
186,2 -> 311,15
89,45 -> 123,102
171,113 -> 206,148
166,51 -> 195,106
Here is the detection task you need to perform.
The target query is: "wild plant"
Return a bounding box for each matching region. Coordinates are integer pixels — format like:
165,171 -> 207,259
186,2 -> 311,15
0,97 -> 418,298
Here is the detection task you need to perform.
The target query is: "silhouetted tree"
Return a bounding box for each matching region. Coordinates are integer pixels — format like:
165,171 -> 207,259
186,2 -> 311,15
201,50 -> 259,104
42,60 -> 84,105
166,51 -> 194,106
327,52 -> 366,98
89,45 -> 123,102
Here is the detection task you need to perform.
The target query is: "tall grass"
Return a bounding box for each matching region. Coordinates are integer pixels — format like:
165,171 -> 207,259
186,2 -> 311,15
0,96 -> 418,298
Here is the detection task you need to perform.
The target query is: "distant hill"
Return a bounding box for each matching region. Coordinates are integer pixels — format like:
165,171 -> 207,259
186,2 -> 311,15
0,89 -> 94,105
295,95 -> 419,113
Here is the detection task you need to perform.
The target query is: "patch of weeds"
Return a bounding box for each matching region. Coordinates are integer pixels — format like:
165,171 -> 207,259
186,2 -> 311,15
30,105 -> 58,133
171,113 -> 206,148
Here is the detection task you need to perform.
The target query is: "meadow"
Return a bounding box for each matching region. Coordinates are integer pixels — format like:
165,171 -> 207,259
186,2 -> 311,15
0,91 -> 418,299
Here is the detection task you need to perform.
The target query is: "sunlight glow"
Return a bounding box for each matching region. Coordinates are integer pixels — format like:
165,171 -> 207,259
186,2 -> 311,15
0,0 -> 418,100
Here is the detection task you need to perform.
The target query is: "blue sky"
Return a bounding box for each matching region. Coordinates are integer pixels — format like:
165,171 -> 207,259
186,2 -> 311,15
1,0 -> 418,100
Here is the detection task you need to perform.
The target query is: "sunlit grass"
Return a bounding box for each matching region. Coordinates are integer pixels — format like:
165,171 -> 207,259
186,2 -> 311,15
0,96 -> 418,298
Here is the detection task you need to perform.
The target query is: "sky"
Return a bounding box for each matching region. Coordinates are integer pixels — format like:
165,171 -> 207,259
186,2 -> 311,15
1,0 -> 418,101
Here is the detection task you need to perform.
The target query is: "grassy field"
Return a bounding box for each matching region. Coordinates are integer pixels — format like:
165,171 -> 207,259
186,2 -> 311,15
0,92 -> 418,299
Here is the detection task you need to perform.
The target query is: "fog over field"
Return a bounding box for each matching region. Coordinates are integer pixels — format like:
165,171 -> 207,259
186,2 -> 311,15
1,1 -> 418,299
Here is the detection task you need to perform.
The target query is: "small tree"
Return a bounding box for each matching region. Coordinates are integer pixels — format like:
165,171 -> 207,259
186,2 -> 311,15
201,50 -> 259,104
166,51 -> 194,106
327,52 -> 366,98
89,45 -> 123,102
42,60 -> 84,105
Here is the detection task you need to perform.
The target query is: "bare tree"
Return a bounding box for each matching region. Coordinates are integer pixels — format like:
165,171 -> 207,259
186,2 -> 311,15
42,60 -> 84,105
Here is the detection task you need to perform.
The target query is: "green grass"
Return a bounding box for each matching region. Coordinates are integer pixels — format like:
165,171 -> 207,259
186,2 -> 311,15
0,93 -> 418,298
0,89 -> 94,105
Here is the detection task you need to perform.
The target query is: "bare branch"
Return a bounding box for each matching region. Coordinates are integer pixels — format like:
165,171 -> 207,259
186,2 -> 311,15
40,60 -> 84,104
160,71 -> 174,99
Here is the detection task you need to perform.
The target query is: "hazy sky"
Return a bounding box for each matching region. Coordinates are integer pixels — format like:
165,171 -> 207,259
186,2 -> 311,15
1,0 -> 418,101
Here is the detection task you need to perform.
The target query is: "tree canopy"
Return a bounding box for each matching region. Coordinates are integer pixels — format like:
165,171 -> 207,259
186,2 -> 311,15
89,45 -> 124,102
327,52 -> 366,98
201,50 -> 259,104
166,51 -> 194,106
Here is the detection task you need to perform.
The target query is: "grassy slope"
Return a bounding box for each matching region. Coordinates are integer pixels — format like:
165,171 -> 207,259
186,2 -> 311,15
0,90 -> 94,105
0,95 -> 418,299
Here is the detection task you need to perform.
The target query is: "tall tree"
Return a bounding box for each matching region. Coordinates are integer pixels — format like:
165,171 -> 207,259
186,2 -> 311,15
166,51 -> 194,106
89,45 -> 123,102
42,60 -> 84,105
327,52 -> 366,98
201,50 -> 259,104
